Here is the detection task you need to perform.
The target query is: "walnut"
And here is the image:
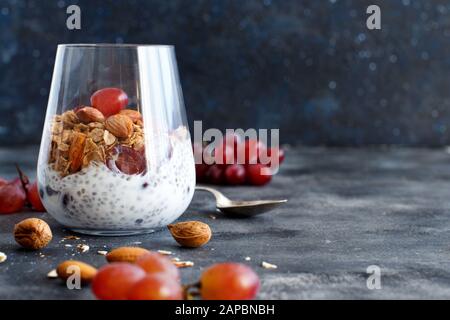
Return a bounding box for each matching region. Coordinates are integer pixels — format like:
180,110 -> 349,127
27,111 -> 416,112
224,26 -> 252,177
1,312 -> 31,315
14,218 -> 53,250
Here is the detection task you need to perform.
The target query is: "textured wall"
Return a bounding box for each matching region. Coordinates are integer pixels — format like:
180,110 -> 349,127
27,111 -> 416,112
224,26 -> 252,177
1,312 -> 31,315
0,0 -> 450,146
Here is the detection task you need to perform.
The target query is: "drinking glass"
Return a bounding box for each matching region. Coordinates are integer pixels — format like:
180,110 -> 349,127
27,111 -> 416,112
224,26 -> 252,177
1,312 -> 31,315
37,44 -> 195,235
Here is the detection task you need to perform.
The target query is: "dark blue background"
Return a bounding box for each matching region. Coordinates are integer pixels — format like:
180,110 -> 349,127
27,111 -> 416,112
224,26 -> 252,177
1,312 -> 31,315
1,0 -> 450,146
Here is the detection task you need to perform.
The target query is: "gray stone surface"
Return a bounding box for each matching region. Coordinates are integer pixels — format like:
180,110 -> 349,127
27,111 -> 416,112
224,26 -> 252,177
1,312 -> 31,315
2,146 -> 450,299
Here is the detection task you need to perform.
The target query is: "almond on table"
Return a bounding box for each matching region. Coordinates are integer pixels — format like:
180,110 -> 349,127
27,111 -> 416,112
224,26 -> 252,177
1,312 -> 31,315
106,247 -> 150,263
56,260 -> 97,283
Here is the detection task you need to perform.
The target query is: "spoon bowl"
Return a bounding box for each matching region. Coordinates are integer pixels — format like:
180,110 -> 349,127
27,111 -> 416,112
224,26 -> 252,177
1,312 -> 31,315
196,186 -> 288,217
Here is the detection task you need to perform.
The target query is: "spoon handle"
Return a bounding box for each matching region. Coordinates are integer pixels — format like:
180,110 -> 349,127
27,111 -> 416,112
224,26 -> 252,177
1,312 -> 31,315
195,185 -> 231,206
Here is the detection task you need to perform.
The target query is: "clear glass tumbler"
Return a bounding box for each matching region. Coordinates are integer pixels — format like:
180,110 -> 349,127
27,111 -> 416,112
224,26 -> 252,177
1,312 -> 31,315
37,44 -> 195,235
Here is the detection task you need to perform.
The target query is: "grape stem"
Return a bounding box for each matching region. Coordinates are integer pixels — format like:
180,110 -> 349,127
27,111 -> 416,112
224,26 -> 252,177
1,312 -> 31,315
183,282 -> 201,300
15,163 -> 31,207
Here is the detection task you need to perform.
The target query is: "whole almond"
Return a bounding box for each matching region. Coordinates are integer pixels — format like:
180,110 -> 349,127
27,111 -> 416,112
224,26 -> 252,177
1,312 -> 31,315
76,107 -> 105,124
56,260 -> 97,283
167,221 -> 212,248
119,109 -> 142,123
105,114 -> 133,138
106,247 -> 150,263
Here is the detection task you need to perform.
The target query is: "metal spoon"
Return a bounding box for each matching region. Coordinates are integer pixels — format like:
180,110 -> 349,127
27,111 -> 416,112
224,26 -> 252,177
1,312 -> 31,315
195,185 -> 288,217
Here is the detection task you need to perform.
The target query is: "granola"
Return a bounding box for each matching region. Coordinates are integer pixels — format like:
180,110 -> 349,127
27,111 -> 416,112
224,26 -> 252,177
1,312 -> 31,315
48,108 -> 144,176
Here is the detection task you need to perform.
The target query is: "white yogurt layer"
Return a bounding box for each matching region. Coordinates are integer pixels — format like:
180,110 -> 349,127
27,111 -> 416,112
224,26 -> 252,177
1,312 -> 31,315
38,127 -> 195,231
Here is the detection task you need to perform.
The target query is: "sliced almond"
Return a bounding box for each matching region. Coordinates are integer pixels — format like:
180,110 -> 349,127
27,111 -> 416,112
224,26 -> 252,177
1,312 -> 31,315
76,244 -> 89,253
261,261 -> 277,269
106,247 -> 150,263
47,269 -> 58,278
68,132 -> 86,173
173,260 -> 194,268
157,250 -> 172,255
0,252 -> 6,263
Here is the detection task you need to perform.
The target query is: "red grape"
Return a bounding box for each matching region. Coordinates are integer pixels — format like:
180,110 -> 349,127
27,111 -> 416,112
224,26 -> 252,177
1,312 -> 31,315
135,252 -> 180,280
195,163 -> 209,182
224,164 -> 246,185
92,263 -> 146,300
242,139 -> 266,165
224,132 -> 242,150
205,164 -> 224,184
127,274 -> 183,300
0,178 -> 26,214
247,164 -> 272,186
91,87 -> 128,117
0,178 -> 7,187
27,181 -> 45,212
200,263 -> 260,300
107,145 -> 146,175
214,143 -> 235,166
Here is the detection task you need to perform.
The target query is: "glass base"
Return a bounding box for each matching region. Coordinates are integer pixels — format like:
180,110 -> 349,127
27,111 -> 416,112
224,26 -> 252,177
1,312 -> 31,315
69,228 -> 157,236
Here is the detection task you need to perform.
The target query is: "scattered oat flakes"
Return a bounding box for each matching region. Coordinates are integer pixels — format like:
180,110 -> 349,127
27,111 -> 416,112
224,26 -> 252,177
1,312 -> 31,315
47,269 -> 58,279
261,261 -> 278,269
157,250 -> 172,255
173,260 -> 194,268
172,257 -> 180,262
245,256 -> 251,261
64,244 -> 73,248
0,252 -> 7,263
97,250 -> 108,256
77,244 -> 90,253
209,215 -> 217,220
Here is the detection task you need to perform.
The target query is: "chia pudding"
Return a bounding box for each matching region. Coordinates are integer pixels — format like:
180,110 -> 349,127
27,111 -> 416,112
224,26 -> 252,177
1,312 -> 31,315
38,127 -> 195,234
37,88 -> 195,235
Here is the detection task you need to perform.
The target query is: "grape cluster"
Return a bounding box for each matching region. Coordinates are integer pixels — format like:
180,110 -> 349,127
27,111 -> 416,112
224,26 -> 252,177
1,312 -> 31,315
194,134 -> 285,186
0,166 -> 45,214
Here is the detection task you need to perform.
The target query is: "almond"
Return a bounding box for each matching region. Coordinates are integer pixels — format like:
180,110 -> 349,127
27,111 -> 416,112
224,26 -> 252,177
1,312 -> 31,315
119,109 -> 142,123
105,114 -> 133,138
68,132 -> 87,172
106,247 -> 150,263
167,221 -> 212,248
76,107 -> 105,124
56,260 -> 97,283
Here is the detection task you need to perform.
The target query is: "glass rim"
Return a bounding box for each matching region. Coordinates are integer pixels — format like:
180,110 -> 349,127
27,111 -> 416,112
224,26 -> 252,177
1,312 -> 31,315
58,43 -> 174,49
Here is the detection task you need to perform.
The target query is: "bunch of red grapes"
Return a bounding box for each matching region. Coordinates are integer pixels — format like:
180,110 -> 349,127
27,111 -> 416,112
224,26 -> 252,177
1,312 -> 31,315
194,134 -> 285,186
92,251 -> 260,300
0,166 -> 45,214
